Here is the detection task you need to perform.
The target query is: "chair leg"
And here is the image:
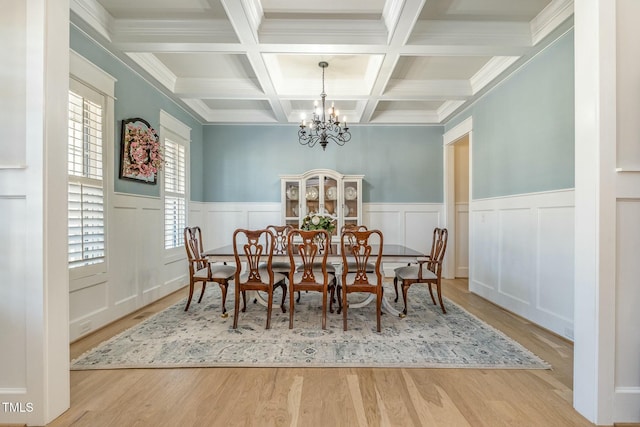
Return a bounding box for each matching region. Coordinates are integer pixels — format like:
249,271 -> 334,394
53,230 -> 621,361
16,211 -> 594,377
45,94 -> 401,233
401,283 -> 410,316
336,285 -> 343,314
241,291 -> 247,312
321,287 -> 327,330
342,289 -> 348,331
289,285 -> 295,329
436,281 -> 446,314
328,283 -> 335,314
427,282 -> 437,305
296,290 -> 301,303
279,280 -> 287,313
197,282 -> 207,303
185,279 -> 196,311
266,289 -> 274,329
233,287 -> 240,329
376,291 -> 382,333
393,276 -> 399,302
219,282 -> 228,317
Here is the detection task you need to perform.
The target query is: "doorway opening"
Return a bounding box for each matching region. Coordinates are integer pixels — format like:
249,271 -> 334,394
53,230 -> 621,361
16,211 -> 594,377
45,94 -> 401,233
443,117 -> 472,280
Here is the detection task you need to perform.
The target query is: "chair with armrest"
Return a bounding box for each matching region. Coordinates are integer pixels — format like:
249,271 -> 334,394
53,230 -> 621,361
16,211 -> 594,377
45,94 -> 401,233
183,226 -> 235,317
287,229 -> 336,329
232,228 -> 288,329
393,227 -> 448,315
341,229 -> 385,332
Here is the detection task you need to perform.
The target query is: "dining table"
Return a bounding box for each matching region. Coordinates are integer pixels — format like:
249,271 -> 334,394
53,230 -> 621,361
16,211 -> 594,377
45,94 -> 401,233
203,243 -> 423,317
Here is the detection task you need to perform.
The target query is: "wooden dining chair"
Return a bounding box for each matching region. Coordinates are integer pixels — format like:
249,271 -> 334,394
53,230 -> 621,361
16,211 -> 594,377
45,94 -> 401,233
393,227 -> 448,315
183,226 -> 235,317
232,228 -> 288,329
341,229 -> 384,332
295,227 -> 336,305
287,229 -> 336,329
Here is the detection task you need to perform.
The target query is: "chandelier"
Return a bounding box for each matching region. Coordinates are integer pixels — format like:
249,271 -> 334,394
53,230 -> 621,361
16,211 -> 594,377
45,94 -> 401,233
298,61 -> 351,150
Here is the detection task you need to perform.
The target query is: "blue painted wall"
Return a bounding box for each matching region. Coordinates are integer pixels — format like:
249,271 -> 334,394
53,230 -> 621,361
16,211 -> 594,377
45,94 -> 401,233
71,23 -> 573,204
203,125 -> 444,203
70,26 -> 205,200
446,30 -> 575,199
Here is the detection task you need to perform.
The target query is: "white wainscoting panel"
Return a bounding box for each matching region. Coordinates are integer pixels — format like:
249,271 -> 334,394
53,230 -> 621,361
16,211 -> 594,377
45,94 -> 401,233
537,206 -> 574,324
470,209 -> 499,291
499,208 -> 534,303
470,189 -> 574,339
615,199 -> 640,418
0,196 -> 28,389
204,202 -> 281,250
69,193 -> 188,341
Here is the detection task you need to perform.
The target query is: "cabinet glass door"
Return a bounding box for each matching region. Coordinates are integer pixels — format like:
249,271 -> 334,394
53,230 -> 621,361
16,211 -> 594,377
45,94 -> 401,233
284,180 -> 300,228
304,175 -> 321,217
343,180 -> 359,221
322,176 -> 338,216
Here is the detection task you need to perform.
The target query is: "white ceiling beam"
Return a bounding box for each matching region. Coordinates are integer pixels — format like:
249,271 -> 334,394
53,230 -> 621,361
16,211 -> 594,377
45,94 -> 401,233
111,19 -> 237,44
384,80 -> 472,98
370,109 -> 441,124
410,20 -> 532,47
361,0 -> 425,123
258,19 -> 388,45
174,78 -> 265,99
220,0 -> 288,122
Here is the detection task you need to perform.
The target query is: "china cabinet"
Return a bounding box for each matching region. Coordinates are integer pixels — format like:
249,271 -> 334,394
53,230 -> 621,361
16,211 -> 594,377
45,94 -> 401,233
280,169 -> 363,240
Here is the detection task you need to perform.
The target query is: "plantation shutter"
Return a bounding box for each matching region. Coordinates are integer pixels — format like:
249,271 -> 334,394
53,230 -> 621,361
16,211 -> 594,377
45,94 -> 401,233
68,88 -> 105,268
164,138 -> 186,249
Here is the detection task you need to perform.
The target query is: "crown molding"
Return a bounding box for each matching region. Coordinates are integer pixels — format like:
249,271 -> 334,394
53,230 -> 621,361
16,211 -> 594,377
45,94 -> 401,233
531,0 -> 574,45
125,52 -> 177,92
470,56 -> 519,94
70,0 -> 113,41
437,100 -> 466,122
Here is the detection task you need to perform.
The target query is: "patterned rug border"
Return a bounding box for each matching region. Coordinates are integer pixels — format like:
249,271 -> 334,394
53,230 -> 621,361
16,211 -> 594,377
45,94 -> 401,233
71,288 -> 551,371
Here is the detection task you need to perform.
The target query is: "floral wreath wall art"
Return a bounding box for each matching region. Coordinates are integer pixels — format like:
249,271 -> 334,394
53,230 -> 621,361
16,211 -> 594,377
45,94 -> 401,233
119,117 -> 164,184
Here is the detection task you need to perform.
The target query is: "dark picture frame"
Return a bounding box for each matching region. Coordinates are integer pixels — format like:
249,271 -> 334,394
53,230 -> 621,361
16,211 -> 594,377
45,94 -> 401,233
119,117 -> 159,184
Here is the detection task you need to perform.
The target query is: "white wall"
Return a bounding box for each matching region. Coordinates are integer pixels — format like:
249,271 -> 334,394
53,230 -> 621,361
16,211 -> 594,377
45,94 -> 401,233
469,189 -> 575,339
0,1 -> 70,425
574,0 -> 640,423
612,0 -> 640,420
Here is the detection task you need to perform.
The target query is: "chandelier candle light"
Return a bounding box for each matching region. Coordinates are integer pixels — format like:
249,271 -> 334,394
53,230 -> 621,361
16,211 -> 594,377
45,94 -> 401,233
298,61 -> 351,151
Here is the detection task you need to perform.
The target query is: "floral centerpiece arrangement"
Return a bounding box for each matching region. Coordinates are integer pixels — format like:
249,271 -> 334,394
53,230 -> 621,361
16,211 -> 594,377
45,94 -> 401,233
301,212 -> 337,234
121,121 -> 164,180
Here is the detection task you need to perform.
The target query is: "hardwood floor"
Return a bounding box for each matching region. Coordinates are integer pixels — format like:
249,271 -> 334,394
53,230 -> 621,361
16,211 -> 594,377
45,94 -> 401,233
49,279 -> 595,427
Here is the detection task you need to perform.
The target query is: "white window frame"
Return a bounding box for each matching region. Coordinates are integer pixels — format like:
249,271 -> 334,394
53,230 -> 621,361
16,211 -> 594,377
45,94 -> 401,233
68,50 -> 115,288
160,110 -> 190,259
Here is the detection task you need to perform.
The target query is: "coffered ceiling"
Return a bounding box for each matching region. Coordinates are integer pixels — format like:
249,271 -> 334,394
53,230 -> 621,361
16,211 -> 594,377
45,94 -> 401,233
70,0 -> 573,125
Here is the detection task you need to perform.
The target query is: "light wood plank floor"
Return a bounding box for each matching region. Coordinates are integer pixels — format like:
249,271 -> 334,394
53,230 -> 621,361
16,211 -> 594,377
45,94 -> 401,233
49,279 -> 595,427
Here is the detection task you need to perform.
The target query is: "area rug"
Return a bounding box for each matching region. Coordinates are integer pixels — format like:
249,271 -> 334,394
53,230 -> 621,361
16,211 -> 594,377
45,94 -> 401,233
71,284 -> 550,370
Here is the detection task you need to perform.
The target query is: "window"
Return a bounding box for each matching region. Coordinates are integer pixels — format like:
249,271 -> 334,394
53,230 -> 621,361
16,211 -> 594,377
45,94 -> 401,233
68,83 -> 106,269
164,137 -> 186,249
